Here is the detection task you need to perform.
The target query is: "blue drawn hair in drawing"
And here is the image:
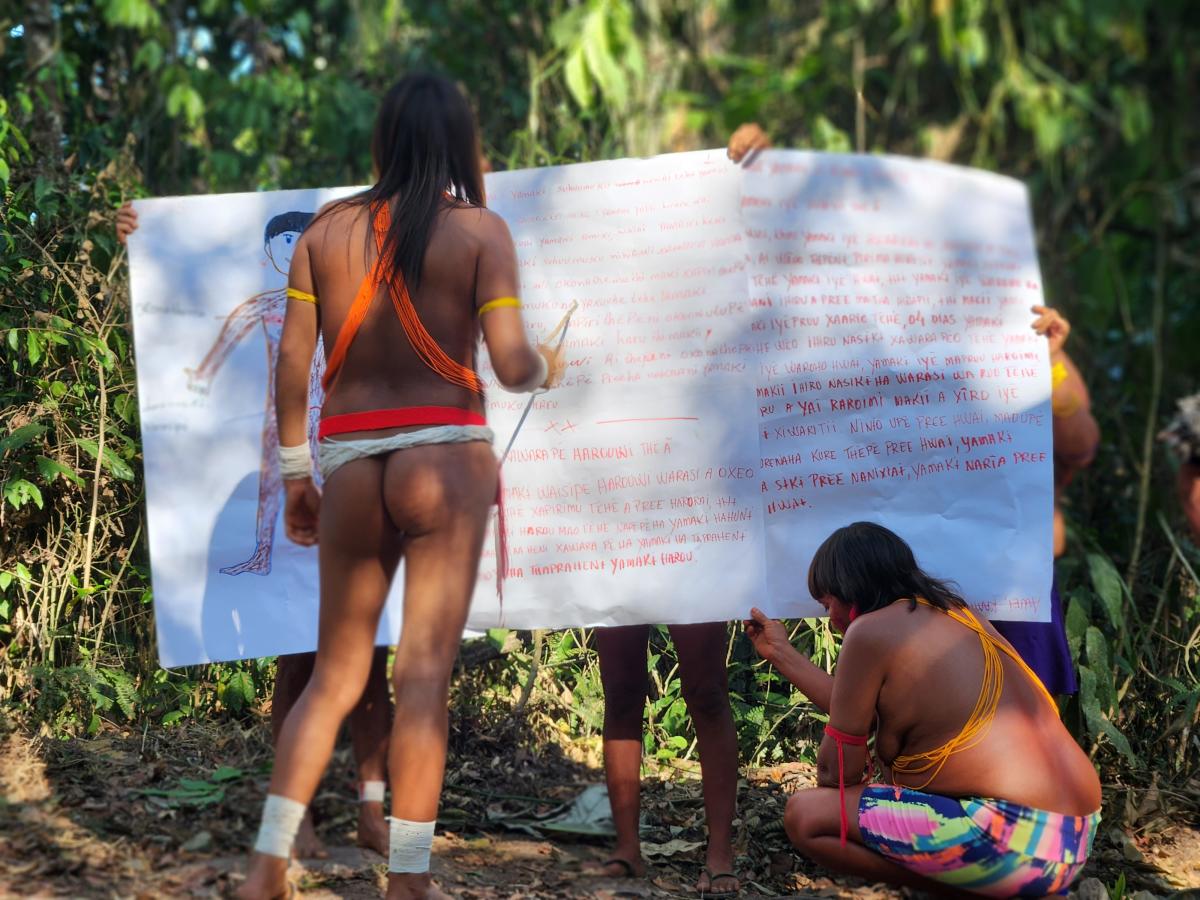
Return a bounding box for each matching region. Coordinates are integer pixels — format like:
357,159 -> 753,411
263,211 -> 314,246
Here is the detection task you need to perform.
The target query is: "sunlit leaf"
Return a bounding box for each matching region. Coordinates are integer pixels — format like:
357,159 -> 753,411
3,478 -> 43,510
1,423 -> 46,455
26,331 -> 42,366
811,115 -> 851,152
166,84 -> 206,128
1064,594 -> 1088,660
1112,85 -> 1152,144
75,438 -> 136,481
486,627 -> 510,650
113,393 -> 138,425
1085,626 -> 1114,713
581,6 -> 627,110
36,456 -> 84,487
104,0 -> 160,30
133,41 -> 164,72
956,27 -> 988,68
1086,552 -> 1125,629
564,48 -> 592,110
549,5 -> 589,49
224,670 -> 255,710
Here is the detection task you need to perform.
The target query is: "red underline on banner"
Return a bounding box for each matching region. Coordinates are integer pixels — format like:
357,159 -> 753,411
595,417 -> 700,425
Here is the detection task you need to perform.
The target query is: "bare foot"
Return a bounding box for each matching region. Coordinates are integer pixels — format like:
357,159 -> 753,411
235,852 -> 290,900
696,866 -> 740,895
386,871 -> 454,899
357,801 -> 389,856
582,855 -> 646,878
292,811 -> 328,860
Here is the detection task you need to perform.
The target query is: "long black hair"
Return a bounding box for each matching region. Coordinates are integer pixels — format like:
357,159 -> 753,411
807,521 -> 966,614
318,73 -> 485,293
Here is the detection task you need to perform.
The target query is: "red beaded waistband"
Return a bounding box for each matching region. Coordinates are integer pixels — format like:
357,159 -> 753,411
318,406 -> 487,440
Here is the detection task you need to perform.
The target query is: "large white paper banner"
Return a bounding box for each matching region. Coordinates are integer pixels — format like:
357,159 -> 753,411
739,153 -> 1052,625
129,149 -> 1051,667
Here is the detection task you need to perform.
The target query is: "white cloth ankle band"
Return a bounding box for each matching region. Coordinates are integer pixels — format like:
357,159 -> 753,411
278,442 -> 312,479
388,817 -> 435,873
359,780 -> 385,803
254,794 -> 306,859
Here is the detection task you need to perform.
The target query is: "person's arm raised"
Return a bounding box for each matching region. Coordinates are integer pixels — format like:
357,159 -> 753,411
1035,305 -> 1099,469
474,211 -> 564,391
275,231 -> 320,546
744,607 -> 834,713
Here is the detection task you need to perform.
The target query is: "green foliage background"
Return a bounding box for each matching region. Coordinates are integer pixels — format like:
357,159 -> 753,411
1,0 -> 1197,789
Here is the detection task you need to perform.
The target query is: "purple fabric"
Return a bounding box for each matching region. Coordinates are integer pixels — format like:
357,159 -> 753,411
994,577 -> 1077,696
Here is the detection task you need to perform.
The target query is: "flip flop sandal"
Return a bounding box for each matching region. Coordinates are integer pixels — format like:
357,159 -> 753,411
698,866 -> 741,896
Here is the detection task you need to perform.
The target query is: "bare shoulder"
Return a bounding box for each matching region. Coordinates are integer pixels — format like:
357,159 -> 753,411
844,601 -> 928,650
840,607 -> 900,654
446,205 -> 512,243
971,607 -> 1010,643
300,200 -> 368,265
309,198 -> 363,236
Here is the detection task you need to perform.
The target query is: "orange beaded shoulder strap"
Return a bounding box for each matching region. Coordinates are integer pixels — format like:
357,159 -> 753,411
321,201 -> 485,396
889,599 -> 1057,789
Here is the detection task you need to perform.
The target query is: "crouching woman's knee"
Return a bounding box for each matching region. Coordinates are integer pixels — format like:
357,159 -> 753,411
784,790 -> 822,852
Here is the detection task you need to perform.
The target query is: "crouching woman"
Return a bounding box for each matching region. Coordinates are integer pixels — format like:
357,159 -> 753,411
744,522 -> 1101,897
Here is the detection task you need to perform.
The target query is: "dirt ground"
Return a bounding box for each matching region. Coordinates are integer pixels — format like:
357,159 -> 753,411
0,716 -> 1197,899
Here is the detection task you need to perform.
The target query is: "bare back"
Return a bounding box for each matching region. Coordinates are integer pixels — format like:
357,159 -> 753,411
300,201 -> 503,429
853,603 -> 1100,815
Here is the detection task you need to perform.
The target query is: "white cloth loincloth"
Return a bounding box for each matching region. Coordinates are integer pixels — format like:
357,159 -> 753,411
318,425 -> 494,480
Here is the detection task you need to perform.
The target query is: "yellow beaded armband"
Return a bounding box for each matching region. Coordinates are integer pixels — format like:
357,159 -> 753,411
1050,360 -> 1069,390
287,287 -> 318,304
477,296 -> 521,317
1050,361 -> 1081,417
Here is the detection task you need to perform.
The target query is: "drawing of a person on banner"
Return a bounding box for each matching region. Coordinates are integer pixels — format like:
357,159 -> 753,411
186,211 -> 324,575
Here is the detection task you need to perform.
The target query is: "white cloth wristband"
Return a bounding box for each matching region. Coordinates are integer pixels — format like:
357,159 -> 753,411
253,794 -> 307,859
388,817 -> 436,873
359,780 -> 386,803
278,442 -> 312,479
502,350 -> 549,394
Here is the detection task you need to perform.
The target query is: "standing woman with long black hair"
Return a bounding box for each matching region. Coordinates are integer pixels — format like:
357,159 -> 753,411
238,74 -> 564,900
